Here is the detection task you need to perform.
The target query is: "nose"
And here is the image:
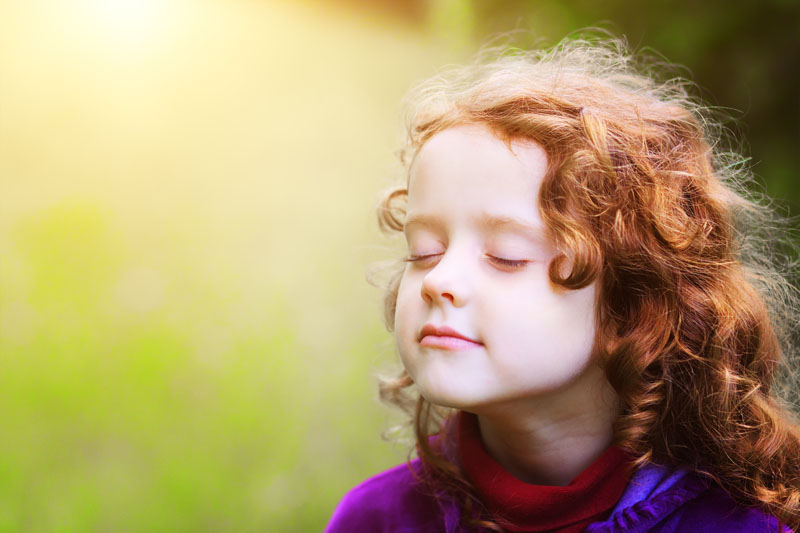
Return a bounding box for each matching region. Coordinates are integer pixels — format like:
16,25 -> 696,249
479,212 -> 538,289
420,251 -> 469,307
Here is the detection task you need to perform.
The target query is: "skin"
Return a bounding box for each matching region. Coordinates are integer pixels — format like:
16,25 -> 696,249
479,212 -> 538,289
394,124 -> 619,486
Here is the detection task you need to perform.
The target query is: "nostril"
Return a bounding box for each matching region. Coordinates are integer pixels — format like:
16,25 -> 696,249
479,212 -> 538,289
421,289 -> 432,303
420,262 -> 465,307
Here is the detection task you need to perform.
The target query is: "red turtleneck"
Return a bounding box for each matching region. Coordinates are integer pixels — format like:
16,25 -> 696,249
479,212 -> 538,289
458,411 -> 634,532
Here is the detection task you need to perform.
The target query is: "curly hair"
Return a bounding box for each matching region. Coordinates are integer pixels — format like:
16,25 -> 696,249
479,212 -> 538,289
375,35 -> 800,530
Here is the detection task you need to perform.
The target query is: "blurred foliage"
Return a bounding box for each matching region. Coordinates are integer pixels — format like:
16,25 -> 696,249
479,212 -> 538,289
0,0 -> 797,531
462,0 -> 800,214
375,0 -> 800,212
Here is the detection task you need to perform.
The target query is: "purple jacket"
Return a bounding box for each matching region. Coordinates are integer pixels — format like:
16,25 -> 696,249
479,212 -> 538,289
327,458 -> 790,532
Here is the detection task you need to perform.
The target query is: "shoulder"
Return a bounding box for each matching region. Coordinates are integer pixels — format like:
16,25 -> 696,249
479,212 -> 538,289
590,468 -> 790,533
325,459 -> 444,533
662,483 -> 791,533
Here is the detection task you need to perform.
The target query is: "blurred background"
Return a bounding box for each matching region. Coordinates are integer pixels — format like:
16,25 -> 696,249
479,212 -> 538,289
0,0 -> 797,530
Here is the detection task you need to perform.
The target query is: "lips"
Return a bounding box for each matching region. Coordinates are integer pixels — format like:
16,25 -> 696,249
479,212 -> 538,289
419,324 -> 483,350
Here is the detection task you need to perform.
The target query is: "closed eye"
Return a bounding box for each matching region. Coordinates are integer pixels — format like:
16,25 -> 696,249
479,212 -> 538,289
487,255 -> 529,270
404,253 -> 443,267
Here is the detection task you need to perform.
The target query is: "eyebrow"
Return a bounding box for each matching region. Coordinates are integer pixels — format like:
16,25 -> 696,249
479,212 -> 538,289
404,212 -> 547,240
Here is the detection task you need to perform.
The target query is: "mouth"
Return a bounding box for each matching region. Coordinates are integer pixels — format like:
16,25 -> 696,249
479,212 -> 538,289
419,324 -> 483,350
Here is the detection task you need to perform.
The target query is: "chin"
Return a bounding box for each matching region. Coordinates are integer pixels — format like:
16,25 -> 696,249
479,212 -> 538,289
416,383 -> 462,409
416,383 -> 483,410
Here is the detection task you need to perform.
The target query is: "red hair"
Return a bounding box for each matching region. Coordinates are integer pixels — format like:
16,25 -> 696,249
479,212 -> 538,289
376,36 -> 800,529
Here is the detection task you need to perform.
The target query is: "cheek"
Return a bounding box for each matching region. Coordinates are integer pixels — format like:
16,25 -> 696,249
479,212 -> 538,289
483,279 -> 597,356
393,273 -> 420,355
393,272 -> 414,324
528,286 -> 598,370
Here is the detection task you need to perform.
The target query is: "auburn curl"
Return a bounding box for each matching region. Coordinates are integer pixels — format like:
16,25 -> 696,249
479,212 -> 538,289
376,35 -> 800,530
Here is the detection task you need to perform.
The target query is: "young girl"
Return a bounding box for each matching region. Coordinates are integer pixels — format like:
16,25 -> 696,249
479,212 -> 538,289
327,36 -> 800,532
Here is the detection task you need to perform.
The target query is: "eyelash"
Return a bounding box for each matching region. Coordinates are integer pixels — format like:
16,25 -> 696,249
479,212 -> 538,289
404,254 -> 441,264
403,254 -> 529,270
487,255 -> 529,269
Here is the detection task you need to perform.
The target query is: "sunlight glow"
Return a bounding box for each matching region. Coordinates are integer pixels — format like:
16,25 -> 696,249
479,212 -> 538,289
84,0 -> 173,51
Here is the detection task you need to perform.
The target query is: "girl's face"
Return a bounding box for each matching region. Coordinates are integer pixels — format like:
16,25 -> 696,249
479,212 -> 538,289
394,124 -> 600,411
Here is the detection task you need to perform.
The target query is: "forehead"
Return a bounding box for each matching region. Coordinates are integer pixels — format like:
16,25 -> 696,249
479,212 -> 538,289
412,124 -> 547,181
407,124 -> 549,228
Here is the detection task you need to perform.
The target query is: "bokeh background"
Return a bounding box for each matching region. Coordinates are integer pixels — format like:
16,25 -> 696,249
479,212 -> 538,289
1,0 -> 798,530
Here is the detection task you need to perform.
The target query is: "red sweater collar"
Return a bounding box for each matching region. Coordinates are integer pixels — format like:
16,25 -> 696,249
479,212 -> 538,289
458,411 -> 633,532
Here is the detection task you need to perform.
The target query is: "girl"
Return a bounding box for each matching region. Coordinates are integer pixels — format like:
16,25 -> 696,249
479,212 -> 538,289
328,36 -> 800,532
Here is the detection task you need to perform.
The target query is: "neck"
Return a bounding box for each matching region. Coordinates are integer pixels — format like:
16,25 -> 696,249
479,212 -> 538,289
473,363 -> 619,486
